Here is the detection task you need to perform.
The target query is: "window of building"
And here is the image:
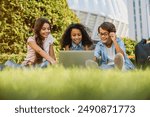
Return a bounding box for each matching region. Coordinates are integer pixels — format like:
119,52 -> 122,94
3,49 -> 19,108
149,0 -> 150,15
133,0 -> 137,40
139,0 -> 143,38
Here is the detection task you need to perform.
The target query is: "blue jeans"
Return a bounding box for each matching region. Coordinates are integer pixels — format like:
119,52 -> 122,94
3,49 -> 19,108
0,64 -> 5,71
35,61 -> 49,68
100,64 -> 114,70
4,60 -> 22,68
4,60 -> 49,69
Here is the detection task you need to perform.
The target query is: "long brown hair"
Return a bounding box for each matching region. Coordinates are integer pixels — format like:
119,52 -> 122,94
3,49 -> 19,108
33,18 -> 51,63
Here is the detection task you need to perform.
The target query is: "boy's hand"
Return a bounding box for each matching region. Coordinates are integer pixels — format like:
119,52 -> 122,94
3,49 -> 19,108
109,32 -> 116,42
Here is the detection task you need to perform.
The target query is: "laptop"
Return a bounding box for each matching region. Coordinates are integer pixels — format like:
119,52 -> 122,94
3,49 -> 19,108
59,50 -> 94,67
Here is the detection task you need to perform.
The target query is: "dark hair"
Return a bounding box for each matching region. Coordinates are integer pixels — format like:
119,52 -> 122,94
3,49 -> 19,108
60,23 -> 93,49
34,17 -> 51,63
98,22 -> 116,33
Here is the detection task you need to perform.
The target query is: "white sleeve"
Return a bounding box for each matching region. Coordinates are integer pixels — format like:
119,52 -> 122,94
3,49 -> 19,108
47,34 -> 54,45
43,34 -> 55,54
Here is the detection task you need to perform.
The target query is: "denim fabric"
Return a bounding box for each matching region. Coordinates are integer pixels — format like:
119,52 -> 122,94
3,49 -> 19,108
70,42 -> 84,50
35,61 -> 49,68
0,64 -> 5,71
5,60 -> 22,68
99,64 -> 115,70
4,60 -> 49,69
94,38 -> 135,70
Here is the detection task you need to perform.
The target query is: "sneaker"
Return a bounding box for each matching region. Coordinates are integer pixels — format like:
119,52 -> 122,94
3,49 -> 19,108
85,59 -> 99,69
114,53 -> 124,70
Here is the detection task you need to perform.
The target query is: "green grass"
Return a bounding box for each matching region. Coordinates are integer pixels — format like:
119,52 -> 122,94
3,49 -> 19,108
0,66 -> 150,100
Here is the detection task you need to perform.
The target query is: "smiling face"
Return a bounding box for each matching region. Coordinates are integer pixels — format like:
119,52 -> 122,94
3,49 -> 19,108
98,28 -> 112,44
70,28 -> 82,45
40,23 -> 50,39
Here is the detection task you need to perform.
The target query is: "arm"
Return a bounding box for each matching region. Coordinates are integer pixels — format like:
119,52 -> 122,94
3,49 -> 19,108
93,56 -> 97,62
84,45 -> 90,50
49,44 -> 56,60
109,32 -> 125,56
28,41 -> 56,64
65,45 -> 70,50
93,42 -> 101,62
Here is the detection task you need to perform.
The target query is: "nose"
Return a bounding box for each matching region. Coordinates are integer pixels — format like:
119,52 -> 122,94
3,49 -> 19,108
46,29 -> 50,33
101,35 -> 106,39
101,35 -> 105,38
74,35 -> 78,39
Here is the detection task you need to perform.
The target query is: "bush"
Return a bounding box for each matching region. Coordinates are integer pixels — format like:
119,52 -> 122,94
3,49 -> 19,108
122,37 -> 137,63
0,0 -> 79,56
0,53 -> 25,64
122,37 -> 137,56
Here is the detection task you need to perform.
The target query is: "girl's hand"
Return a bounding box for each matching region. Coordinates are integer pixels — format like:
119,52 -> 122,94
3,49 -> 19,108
109,32 -> 116,42
147,40 -> 150,44
50,60 -> 57,65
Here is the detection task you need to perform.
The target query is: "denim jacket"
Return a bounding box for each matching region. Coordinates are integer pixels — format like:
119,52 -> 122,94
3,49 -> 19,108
70,42 -> 84,50
94,38 -> 135,70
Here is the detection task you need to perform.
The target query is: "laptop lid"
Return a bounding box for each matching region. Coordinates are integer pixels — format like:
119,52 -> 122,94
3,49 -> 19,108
59,50 -> 94,67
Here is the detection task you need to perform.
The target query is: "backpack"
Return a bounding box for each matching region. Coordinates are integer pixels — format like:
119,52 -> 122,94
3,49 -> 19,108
135,39 -> 150,69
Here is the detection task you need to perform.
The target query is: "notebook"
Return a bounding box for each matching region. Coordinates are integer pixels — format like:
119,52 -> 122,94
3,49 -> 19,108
59,50 -> 94,67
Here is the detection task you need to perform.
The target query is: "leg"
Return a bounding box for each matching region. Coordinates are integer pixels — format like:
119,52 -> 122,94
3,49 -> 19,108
39,61 -> 50,68
100,64 -> 114,70
114,53 -> 124,70
4,60 -> 21,68
0,64 -> 5,71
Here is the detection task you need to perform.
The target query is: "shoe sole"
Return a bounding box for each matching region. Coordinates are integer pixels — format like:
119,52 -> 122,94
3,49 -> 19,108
85,59 -> 99,68
114,53 -> 123,70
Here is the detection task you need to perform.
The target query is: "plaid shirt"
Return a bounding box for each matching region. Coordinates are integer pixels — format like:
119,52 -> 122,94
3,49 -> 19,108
70,42 -> 84,50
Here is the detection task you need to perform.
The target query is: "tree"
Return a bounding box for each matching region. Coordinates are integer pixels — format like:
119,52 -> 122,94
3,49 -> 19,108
0,0 -> 79,62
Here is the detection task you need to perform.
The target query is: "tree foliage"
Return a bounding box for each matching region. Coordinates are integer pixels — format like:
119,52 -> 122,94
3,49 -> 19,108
122,37 -> 137,56
0,0 -> 79,56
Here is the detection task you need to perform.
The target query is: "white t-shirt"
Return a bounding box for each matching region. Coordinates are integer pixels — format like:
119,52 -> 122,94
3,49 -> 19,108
42,34 -> 54,61
22,34 -> 54,65
43,34 -> 54,54
106,45 -> 115,65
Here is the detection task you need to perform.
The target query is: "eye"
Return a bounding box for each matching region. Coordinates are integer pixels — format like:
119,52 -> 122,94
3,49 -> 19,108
72,34 -> 76,36
41,27 -> 50,31
78,34 -> 81,36
98,32 -> 109,36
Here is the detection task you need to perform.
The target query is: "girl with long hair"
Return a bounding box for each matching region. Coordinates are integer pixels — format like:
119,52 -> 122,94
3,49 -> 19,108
61,23 -> 93,50
5,18 -> 57,68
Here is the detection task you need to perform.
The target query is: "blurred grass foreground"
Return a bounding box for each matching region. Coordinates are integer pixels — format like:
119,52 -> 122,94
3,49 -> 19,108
0,66 -> 150,100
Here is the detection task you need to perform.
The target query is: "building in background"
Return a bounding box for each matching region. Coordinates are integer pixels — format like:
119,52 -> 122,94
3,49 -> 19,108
127,0 -> 150,41
67,0 -> 128,41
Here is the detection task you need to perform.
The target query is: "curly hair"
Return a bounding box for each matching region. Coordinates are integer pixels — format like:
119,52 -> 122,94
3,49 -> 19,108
34,18 -> 51,63
98,22 -> 116,33
60,23 -> 93,49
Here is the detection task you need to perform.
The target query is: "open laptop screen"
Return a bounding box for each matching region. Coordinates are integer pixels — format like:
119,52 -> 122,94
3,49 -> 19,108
59,50 -> 94,67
